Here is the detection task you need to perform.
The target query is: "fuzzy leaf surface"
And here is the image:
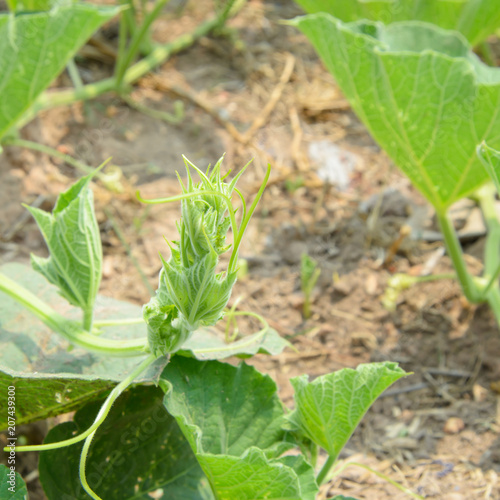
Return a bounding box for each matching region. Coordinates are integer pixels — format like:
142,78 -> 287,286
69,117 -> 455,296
27,173 -> 102,314
0,263 -> 165,429
0,464 -> 28,500
294,0 -> 500,45
0,5 -> 117,139
162,357 -> 318,499
39,386 -> 213,500
286,362 -> 407,457
292,15 -> 500,212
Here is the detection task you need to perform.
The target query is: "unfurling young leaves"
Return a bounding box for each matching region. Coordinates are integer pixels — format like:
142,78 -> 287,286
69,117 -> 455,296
143,156 -> 260,357
26,172 -> 102,330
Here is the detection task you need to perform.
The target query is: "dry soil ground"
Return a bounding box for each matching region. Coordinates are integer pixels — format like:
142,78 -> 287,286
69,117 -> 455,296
1,1 -> 500,498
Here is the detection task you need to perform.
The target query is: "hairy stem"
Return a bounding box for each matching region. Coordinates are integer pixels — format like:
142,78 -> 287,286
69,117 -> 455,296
475,184 -> 500,299
316,454 -> 337,485
2,137 -> 95,175
0,272 -> 148,356
435,211 -> 480,303
78,353 -> 157,500
83,308 -> 94,332
94,317 -> 144,328
115,0 -> 171,89
9,354 -> 156,454
30,8 -> 242,117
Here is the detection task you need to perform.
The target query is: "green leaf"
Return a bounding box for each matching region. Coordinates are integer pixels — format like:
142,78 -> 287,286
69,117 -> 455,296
162,357 -> 286,455
0,263 -> 164,429
294,0 -> 500,45
162,357 -> 319,500
0,464 -> 28,500
478,142 -> 500,195
292,15 -> 500,212
27,173 -> 102,316
0,5 -> 118,139
286,362 -> 407,458
197,448 -> 316,500
14,0 -> 64,12
39,386 -> 213,500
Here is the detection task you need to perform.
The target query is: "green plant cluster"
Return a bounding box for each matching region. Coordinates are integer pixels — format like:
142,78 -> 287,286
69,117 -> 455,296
0,158 -> 412,500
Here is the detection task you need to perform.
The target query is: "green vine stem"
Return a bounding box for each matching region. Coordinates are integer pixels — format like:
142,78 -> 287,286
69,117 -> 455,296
7,353 -> 156,455
435,210 -> 481,303
23,3 -> 245,125
316,454 -> 337,485
114,0 -> 171,89
77,353 -> 157,500
0,272 -> 148,357
2,137 -> 95,175
475,184 -> 500,298
485,285 -> 500,327
93,317 -> 145,328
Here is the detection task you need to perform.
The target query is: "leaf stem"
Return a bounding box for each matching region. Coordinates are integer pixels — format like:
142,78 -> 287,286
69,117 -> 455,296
29,8 -> 243,117
93,317 -> 144,328
2,137 -> 95,175
115,0 -> 171,89
8,354 -> 156,454
66,59 -> 84,89
435,210 -> 480,303
83,308 -> 94,332
78,353 -> 157,500
474,184 -> 500,300
0,272 -> 148,357
316,454 -> 337,485
485,285 -> 500,327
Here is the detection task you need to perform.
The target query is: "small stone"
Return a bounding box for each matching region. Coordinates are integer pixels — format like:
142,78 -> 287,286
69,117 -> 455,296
472,384 -> 488,402
443,417 -> 465,434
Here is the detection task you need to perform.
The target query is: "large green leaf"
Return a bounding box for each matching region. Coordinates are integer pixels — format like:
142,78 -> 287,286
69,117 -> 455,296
0,263 -> 164,429
0,4 -> 118,139
478,142 -> 500,194
292,15 -> 500,212
162,357 -> 319,500
286,362 -> 407,458
39,386 -> 213,500
295,0 -> 500,45
0,464 -> 28,500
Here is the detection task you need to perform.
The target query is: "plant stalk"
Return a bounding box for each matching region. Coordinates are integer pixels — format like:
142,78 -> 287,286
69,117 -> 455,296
115,0 -> 171,89
1,137 -> 95,175
30,7 -> 242,118
78,353 -> 158,500
435,211 -> 480,303
316,454 -> 337,485
475,184 -> 500,299
0,272 -> 148,356
10,354 -> 156,454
